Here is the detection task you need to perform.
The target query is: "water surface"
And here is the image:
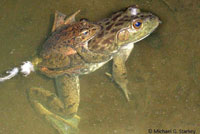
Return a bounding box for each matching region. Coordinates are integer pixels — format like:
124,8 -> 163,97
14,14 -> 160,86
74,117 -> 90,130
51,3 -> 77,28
0,0 -> 200,134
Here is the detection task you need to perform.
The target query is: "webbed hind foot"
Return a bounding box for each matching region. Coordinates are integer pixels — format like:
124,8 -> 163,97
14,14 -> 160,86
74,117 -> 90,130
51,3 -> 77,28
32,100 -> 80,134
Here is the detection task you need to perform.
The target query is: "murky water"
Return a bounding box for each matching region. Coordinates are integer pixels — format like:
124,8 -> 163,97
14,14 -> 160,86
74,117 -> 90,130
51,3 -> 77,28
0,0 -> 200,134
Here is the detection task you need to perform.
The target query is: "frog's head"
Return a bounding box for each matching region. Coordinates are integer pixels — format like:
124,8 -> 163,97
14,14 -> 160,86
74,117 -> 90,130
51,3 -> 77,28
116,6 -> 161,46
75,19 -> 101,43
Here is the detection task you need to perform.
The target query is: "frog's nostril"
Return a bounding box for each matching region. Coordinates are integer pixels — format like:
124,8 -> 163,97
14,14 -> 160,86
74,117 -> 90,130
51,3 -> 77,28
154,17 -> 162,24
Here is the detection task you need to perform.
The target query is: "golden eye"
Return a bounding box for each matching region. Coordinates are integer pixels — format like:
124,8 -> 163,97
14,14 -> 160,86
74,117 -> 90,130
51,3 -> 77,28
81,29 -> 89,36
133,19 -> 142,29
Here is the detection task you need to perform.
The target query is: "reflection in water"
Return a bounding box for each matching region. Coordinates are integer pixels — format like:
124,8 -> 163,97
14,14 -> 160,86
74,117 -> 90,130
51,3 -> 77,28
0,0 -> 200,134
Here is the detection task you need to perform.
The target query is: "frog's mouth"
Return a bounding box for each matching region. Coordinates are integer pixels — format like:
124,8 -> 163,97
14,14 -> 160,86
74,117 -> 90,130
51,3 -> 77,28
134,33 -> 151,44
133,28 -> 158,44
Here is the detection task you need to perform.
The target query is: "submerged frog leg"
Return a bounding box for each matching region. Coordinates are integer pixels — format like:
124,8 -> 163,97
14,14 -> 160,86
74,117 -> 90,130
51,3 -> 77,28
55,75 -> 80,117
27,75 -> 80,134
112,43 -> 134,101
31,101 -> 80,134
52,10 -> 80,32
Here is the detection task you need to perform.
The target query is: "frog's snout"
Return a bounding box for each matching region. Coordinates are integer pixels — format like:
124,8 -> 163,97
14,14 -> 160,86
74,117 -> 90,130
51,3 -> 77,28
155,15 -> 162,24
152,15 -> 162,25
158,19 -> 162,24
156,16 -> 162,24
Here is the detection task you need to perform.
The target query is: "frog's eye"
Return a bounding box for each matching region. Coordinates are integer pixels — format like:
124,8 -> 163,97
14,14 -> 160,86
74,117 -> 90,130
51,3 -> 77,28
80,18 -> 89,22
81,29 -> 89,36
132,20 -> 143,29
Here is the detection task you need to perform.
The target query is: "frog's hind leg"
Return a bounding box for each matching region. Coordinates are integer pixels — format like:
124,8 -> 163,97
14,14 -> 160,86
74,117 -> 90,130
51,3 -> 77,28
27,75 -> 80,134
52,10 -> 80,32
31,100 -> 80,134
112,43 -> 134,101
55,75 -> 80,118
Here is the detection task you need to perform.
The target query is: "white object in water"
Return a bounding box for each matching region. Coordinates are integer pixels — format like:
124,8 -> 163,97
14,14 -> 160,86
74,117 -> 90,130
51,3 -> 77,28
20,61 -> 34,77
0,67 -> 19,82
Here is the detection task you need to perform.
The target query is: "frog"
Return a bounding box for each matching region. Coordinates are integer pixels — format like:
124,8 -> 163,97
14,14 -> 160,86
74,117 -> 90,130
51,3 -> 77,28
85,5 -> 161,101
26,10 -> 101,134
27,5 -> 161,134
0,5 -> 161,134
62,5 -> 161,101
0,9 -> 100,134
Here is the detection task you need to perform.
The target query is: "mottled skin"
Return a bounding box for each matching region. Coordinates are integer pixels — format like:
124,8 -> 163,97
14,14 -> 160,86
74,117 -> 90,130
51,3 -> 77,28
28,5 -> 161,134
73,5 -> 161,101
28,11 -> 101,134
85,6 -> 161,101
38,12 -> 101,77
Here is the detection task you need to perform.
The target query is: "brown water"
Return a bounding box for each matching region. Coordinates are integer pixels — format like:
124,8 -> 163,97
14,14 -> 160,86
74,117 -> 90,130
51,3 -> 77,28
0,0 -> 200,134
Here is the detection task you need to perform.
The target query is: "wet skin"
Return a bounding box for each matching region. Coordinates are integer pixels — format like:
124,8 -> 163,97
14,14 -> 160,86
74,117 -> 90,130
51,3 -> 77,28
28,11 -> 101,134
28,5 -> 161,134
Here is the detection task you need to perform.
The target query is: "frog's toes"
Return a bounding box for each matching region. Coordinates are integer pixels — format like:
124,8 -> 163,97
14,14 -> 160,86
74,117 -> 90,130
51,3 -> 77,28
47,114 -> 80,134
124,89 -> 132,102
105,72 -> 114,81
33,101 -> 80,134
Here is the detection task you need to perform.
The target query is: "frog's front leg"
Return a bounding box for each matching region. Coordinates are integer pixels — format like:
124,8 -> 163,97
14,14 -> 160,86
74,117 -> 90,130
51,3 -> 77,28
112,43 -> 134,101
27,75 -> 80,134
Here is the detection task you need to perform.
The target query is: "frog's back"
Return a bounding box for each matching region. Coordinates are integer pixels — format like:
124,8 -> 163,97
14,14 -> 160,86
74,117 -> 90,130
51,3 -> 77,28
38,20 -> 101,77
41,24 -> 78,57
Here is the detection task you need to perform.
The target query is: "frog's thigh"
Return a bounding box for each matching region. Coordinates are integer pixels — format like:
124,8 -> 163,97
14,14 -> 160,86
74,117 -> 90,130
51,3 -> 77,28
112,43 -> 134,101
55,75 -> 80,117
